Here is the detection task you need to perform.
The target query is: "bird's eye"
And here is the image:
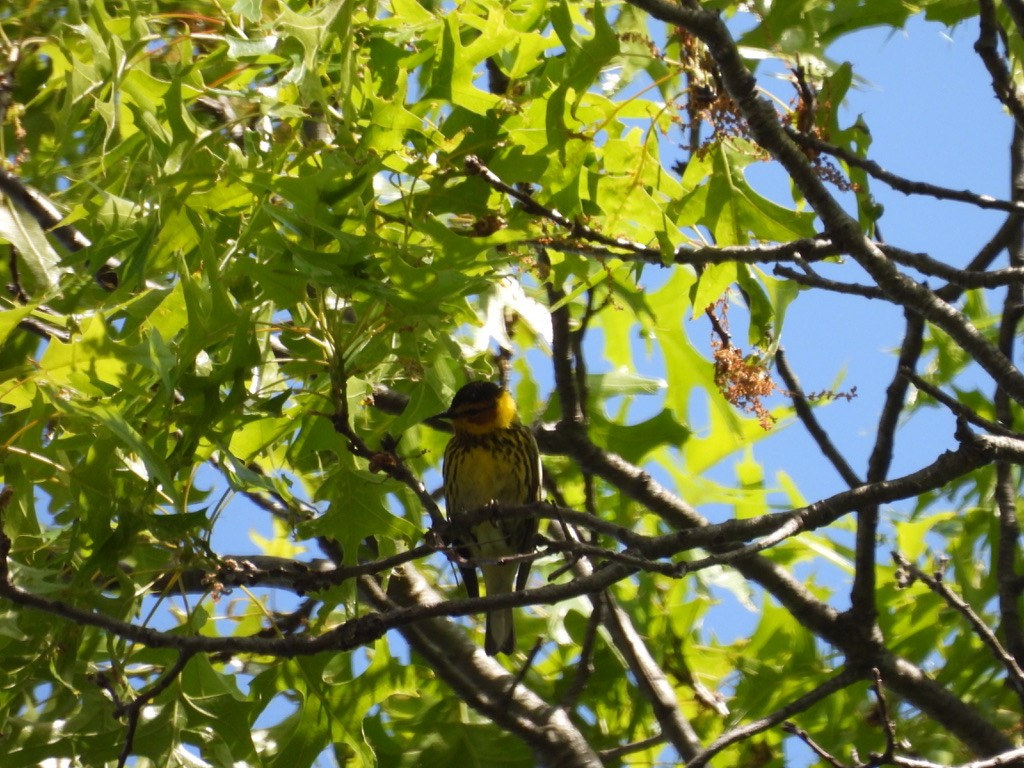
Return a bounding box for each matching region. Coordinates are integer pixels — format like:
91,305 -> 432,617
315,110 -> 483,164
459,402 -> 493,418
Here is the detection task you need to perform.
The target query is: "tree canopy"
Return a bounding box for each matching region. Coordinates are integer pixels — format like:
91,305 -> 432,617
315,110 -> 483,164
2,0 -> 1024,766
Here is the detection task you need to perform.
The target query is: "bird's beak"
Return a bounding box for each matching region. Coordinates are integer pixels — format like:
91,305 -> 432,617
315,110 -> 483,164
431,407 -> 454,421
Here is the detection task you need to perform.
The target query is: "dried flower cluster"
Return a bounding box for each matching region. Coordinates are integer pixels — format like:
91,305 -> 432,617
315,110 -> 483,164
712,341 -> 779,429
707,302 -> 779,429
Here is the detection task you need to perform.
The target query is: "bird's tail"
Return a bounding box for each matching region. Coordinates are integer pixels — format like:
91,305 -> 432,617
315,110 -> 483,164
485,607 -> 515,655
482,562 -> 518,655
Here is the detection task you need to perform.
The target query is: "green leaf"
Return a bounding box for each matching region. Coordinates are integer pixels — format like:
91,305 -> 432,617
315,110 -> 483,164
233,0 -> 262,23
691,262 -> 739,316
0,196 -> 66,294
310,468 -> 421,564
0,304 -> 37,345
685,142 -> 817,246
595,408 -> 690,465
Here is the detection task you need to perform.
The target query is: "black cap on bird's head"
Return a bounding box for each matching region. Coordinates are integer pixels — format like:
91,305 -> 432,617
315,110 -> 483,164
434,381 -> 518,433
444,381 -> 502,411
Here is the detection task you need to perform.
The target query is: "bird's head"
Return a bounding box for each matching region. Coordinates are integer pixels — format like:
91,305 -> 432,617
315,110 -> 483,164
434,381 -> 519,435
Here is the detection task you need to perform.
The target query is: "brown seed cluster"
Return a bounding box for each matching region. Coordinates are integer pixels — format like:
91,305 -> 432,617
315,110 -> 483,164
712,341 -> 778,430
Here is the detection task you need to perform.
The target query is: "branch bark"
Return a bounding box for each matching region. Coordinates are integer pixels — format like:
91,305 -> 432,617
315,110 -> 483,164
359,566 -> 603,768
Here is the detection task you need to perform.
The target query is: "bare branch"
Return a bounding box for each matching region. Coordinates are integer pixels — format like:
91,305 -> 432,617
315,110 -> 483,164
937,213 -> 1024,302
328,375 -> 446,531
850,312 -> 925,627
893,746 -> 1024,768
598,589 -> 704,760
467,155 -> 846,279
993,124 -> 1024,668
359,566 -> 604,768
539,245 -> 585,426
994,460 -> 1024,665
595,734 -> 667,762
530,235 -> 841,269
466,154 -> 651,262
976,0 -> 1024,130
893,551 -> 1024,701
870,668 -> 898,765
901,367 -> 1023,439
775,347 -> 863,488
882,244 -> 1024,288
558,596 -> 602,711
686,667 -> 863,768
114,651 -> 196,768
785,127 -> 1024,215
773,262 -> 886,299
781,721 -> 849,767
147,549 -> 435,594
548,519 -> 704,761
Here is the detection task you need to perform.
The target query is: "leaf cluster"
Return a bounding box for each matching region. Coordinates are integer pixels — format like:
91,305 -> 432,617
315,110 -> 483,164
0,0 -> 1022,766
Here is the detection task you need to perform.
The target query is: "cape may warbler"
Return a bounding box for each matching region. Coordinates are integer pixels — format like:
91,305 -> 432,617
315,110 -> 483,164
437,381 -> 541,655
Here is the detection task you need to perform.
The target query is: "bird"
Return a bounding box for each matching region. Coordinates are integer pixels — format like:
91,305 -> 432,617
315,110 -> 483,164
436,381 -> 542,655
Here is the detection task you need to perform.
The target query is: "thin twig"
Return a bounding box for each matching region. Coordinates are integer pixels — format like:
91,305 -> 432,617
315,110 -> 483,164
115,650 -> 196,768
775,348 -> 863,488
686,667 -> 863,768
559,598 -> 603,711
467,156 -> 844,276
900,367 -> 1023,439
146,547 -> 436,594
466,155 -> 652,260
547,520 -> 703,759
595,734 -> 667,762
850,312 -> 925,628
976,0 -> 1024,131
869,668 -> 898,764
507,635 -> 544,697
782,721 -> 849,767
544,538 -> 686,576
538,246 -> 585,426
994,124 -> 1024,669
893,551 -> 1024,700
773,262 -> 885,299
785,127 -> 1024,215
359,568 -> 603,768
937,213 -> 1024,302
328,375 -> 446,531
881,243 -> 1024,288
893,746 -> 1024,768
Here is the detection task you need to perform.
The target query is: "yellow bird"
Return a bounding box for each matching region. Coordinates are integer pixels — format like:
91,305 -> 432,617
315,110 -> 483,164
436,381 -> 542,655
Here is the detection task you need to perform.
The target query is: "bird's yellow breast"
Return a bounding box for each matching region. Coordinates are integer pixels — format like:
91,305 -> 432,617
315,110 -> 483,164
444,438 -> 532,513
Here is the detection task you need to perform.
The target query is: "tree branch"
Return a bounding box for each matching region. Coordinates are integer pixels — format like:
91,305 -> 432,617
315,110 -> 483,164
626,0 -> 1024,410
901,368 -> 1023,439
113,650 -> 196,768
773,262 -> 885,299
785,127 -> 1024,215
994,124 -> 1024,668
775,347 -> 863,487
359,566 -> 604,768
893,552 -> 1024,703
849,312 -> 925,629
976,0 -> 1024,131
687,666 -> 863,768
551,517 -> 704,760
